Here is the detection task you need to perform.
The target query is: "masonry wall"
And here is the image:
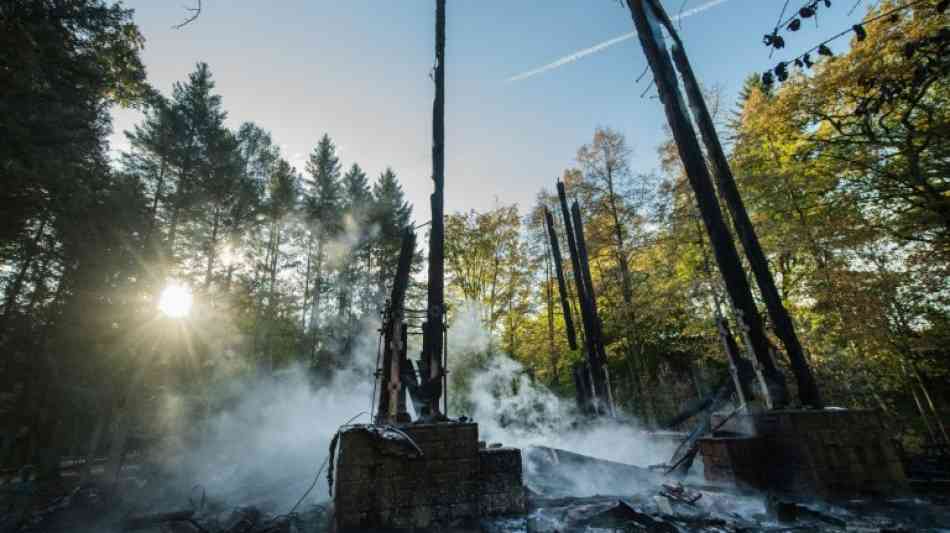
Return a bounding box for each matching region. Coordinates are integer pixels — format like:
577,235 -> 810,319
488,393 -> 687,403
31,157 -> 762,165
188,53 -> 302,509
333,422 -> 524,530
698,409 -> 907,497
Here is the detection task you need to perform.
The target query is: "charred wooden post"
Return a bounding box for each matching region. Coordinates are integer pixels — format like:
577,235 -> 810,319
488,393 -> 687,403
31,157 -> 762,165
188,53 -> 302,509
423,0 -> 447,418
555,181 -> 614,416
544,207 -> 577,350
716,314 -> 749,411
624,0 -> 788,406
557,182 -> 597,413
664,33 -> 822,408
572,363 -> 593,413
375,228 -> 416,424
571,201 -> 615,416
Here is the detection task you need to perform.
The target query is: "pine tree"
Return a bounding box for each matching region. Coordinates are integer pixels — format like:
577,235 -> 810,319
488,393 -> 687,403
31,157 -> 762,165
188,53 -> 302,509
339,163 -> 373,317
122,94 -> 182,253
165,62 -> 229,272
370,167 -> 413,300
303,134 -> 343,361
0,0 -> 148,477
256,158 -> 299,371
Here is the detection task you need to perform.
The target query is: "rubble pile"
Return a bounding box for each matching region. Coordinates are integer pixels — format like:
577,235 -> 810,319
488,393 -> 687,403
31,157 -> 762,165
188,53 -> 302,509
2,445 -> 949,532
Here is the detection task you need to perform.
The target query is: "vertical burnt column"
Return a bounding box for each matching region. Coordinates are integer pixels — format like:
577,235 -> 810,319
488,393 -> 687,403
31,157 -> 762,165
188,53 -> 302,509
571,201 -> 614,415
665,27 -> 821,408
557,182 -> 595,410
573,364 -> 593,414
544,208 -> 577,350
624,0 -> 788,406
424,0 -> 447,417
376,228 -> 416,424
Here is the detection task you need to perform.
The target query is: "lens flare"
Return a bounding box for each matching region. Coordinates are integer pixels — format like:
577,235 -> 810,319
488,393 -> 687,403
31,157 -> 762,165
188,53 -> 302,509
158,282 -> 193,318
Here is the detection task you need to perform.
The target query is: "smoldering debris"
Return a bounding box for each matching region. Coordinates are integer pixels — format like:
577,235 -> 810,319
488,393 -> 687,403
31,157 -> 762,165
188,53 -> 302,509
524,446 -> 663,498
4,436 -> 950,532
2,308 -> 948,532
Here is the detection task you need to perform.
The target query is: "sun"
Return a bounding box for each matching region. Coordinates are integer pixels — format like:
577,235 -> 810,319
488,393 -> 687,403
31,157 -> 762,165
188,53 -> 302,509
158,282 -> 193,318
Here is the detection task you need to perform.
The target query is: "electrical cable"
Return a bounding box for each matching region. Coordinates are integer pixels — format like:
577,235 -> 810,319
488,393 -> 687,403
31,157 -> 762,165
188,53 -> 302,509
286,411 -> 368,516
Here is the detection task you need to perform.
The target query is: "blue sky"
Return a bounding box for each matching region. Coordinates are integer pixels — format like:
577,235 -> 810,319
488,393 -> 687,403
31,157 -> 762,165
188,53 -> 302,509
109,0 -> 865,222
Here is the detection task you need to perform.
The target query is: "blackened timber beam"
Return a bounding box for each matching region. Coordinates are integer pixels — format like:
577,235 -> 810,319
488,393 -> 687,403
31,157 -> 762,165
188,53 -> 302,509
573,363 -> 593,415
376,228 -> 416,424
557,181 -> 599,413
544,208 -> 577,350
571,201 -> 615,416
664,29 -> 822,408
716,314 -> 750,410
424,0 -> 447,417
624,0 -> 788,406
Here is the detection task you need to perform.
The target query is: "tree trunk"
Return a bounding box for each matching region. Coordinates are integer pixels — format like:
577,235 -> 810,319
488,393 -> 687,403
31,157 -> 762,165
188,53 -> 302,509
104,360 -> 150,493
144,140 -> 169,250
605,170 -> 634,308
2,217 -> 48,322
912,365 -> 949,446
309,236 -> 325,364
204,207 -> 221,291
909,380 -> 939,445
301,237 -> 313,333
486,253 -> 500,356
624,0 -> 788,406
266,219 -> 281,372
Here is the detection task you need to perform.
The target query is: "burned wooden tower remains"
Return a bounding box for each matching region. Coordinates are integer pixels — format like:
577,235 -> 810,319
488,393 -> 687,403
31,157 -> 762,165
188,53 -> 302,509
544,183 -> 615,417
332,2 -> 525,529
625,0 -> 905,497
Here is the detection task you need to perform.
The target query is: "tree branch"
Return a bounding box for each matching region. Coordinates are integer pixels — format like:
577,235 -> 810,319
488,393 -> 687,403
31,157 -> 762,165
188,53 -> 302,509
172,0 -> 201,29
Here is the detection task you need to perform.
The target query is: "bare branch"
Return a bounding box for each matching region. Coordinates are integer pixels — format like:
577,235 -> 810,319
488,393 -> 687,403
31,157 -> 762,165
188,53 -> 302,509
172,0 -> 201,30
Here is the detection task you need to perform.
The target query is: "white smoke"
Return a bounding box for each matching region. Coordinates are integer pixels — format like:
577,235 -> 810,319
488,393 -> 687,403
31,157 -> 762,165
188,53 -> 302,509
447,302 -> 674,468
150,318 -> 379,511
149,299 -> 672,512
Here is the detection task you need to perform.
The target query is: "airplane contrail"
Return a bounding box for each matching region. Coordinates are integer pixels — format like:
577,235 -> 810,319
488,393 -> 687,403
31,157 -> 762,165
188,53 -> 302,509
506,0 -> 731,83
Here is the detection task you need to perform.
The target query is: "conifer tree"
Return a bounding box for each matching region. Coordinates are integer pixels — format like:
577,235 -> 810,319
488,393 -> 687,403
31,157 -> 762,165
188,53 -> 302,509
339,163 -> 373,317
370,167 -> 413,300
303,134 -> 343,360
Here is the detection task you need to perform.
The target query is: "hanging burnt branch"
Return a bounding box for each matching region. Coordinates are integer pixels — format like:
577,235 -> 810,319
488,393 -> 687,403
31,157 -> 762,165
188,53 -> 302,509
172,0 -> 202,29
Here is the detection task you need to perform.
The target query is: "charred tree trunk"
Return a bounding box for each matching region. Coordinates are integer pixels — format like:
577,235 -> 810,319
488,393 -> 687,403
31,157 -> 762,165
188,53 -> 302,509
571,202 -> 614,416
544,208 -> 577,350
556,183 -> 614,416
625,0 -> 788,406
375,229 -> 415,424
557,182 -> 597,414
544,249 -> 559,385
664,24 -> 821,408
423,0 -> 447,417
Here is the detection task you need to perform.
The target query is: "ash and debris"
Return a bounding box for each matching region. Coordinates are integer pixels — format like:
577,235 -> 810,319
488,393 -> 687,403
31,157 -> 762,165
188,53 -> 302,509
2,444 -> 949,532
